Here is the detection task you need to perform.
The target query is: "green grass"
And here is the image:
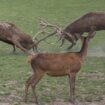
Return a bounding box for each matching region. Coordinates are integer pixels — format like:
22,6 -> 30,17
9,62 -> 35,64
0,0 -> 105,52
0,56 -> 105,104
0,0 -> 105,104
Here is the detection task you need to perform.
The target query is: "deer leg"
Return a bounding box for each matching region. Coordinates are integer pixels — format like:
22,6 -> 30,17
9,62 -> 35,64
56,34 -> 65,47
67,33 -> 81,50
25,74 -> 39,103
67,42 -> 75,50
12,45 -> 16,53
67,32 -> 84,50
14,41 -> 32,54
25,70 -> 44,104
73,32 -> 83,43
67,39 -> 76,50
66,33 -> 77,50
68,73 -> 76,104
25,75 -> 33,102
31,71 -> 44,104
15,41 -> 27,52
74,33 -> 80,41
12,36 -> 28,53
31,79 -> 42,103
60,38 -> 65,47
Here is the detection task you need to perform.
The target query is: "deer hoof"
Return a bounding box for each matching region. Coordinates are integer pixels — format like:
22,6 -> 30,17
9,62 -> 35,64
24,99 -> 27,103
35,101 -> 38,105
69,99 -> 78,105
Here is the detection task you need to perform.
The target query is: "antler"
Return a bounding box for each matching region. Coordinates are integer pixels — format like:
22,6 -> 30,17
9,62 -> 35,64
39,19 -> 58,29
33,19 -> 68,50
33,19 -> 60,44
39,19 -> 63,34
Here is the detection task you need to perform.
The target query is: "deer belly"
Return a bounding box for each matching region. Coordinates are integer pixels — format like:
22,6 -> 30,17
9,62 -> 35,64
46,70 -> 68,76
0,38 -> 13,45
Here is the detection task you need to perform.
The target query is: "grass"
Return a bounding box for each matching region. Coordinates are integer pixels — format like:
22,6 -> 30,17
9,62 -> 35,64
0,0 -> 105,104
0,56 -> 105,104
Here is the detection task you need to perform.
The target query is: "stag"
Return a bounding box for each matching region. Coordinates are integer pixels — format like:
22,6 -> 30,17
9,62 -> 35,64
39,11 -> 105,49
0,22 -> 39,53
25,35 -> 92,104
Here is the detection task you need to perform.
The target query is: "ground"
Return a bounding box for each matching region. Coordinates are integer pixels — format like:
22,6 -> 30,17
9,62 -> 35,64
0,57 -> 105,105
0,0 -> 105,105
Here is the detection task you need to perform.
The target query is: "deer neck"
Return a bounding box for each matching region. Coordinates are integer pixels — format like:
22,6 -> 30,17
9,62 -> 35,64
79,38 -> 89,59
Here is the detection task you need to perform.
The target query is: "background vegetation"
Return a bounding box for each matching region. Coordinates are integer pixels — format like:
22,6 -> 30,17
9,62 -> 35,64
0,0 -> 105,105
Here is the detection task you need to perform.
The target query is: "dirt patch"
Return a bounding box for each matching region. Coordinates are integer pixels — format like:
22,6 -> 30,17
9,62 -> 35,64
80,71 -> 105,80
0,103 -> 37,105
49,100 -> 105,105
0,103 -> 10,105
0,100 -> 105,105
0,76 -> 105,105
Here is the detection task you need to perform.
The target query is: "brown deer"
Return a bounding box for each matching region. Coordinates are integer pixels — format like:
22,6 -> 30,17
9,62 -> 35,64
39,11 -> 105,50
0,22 -> 38,53
24,35 -> 92,104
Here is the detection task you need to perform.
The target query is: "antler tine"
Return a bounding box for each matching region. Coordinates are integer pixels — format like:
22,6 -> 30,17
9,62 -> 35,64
33,18 -> 64,47
33,30 -> 45,41
35,31 -> 57,45
39,19 -> 48,29
33,28 -> 55,42
39,19 -> 64,37
33,19 -> 58,42
39,18 -> 58,29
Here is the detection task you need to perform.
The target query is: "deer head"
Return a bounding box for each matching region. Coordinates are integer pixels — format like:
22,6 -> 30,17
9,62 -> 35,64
33,19 -> 74,50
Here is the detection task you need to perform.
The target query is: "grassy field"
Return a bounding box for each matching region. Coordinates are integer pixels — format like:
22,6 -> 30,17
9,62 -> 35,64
0,0 -> 105,105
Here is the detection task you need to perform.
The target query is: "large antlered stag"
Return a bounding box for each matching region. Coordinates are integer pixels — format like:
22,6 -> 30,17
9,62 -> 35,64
25,35 -> 92,104
39,11 -> 105,49
0,22 -> 38,53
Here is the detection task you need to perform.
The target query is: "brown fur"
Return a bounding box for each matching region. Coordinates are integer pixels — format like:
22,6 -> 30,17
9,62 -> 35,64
0,22 -> 36,53
61,11 -> 105,49
27,53 -> 38,64
25,36 -> 91,104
